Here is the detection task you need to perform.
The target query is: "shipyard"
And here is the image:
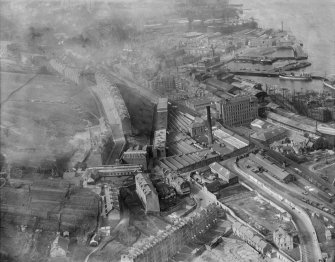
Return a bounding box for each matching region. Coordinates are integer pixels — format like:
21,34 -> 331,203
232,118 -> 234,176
0,0 -> 335,262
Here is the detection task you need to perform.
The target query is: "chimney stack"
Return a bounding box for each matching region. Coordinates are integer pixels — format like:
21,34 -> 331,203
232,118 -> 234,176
206,106 -> 213,145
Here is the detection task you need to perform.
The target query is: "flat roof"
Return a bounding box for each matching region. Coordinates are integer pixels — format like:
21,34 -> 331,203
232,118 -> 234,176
157,98 -> 168,112
159,149 -> 219,171
251,127 -> 287,142
250,153 -> 292,180
213,127 -> 249,149
153,129 -> 167,148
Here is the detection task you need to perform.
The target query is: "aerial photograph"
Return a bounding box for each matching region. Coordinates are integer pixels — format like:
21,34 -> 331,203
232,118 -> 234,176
0,0 -> 334,261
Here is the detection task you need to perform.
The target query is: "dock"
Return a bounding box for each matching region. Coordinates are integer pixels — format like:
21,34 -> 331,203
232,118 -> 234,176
228,70 -> 325,80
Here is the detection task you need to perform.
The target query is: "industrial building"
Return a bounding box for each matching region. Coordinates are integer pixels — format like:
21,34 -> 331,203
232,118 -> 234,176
217,95 -> 258,127
184,97 -> 213,111
209,162 -> 239,185
188,117 -> 207,138
135,172 -> 160,214
251,126 -> 288,145
212,126 -> 249,150
153,98 -> 169,159
159,149 -> 221,173
249,153 -> 295,183
122,145 -> 149,170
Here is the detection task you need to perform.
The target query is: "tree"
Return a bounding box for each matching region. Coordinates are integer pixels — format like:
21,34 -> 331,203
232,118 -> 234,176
312,137 -> 331,150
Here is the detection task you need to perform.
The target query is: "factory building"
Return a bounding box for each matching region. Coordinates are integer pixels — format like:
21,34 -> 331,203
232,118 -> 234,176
188,117 -> 207,138
135,173 -> 160,214
153,98 -> 169,159
185,97 -> 213,111
209,162 -> 239,185
122,145 -> 148,170
159,149 -> 221,173
308,107 -> 332,122
249,154 -> 295,183
251,126 -> 288,145
217,95 -> 258,127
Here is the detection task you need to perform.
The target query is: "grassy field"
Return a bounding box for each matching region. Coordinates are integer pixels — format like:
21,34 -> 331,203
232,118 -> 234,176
1,71 -> 101,168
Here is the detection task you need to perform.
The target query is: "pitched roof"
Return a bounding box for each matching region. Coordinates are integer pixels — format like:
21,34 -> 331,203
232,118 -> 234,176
251,127 -> 287,142
209,162 -> 236,180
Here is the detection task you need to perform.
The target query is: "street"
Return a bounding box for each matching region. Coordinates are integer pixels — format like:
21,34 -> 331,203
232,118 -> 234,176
223,157 -> 322,262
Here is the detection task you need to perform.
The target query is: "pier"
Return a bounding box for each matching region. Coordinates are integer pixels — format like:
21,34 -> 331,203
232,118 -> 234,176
229,70 -> 325,80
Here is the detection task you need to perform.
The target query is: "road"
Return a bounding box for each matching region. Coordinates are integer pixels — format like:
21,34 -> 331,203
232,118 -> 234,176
232,131 -> 335,200
84,193 -> 130,262
223,158 -> 322,262
253,137 -> 335,195
243,155 -> 335,217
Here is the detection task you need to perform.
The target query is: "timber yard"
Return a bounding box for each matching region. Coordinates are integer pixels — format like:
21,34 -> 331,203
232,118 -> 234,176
0,1 -> 335,262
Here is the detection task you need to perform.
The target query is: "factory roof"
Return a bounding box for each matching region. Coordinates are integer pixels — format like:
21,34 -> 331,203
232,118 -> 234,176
135,173 -> 156,196
251,119 -> 272,129
251,126 -> 287,142
186,97 -> 213,107
209,162 -> 236,181
205,78 -> 235,92
157,98 -> 168,112
250,153 -> 293,181
153,129 -> 167,149
212,126 -> 249,149
159,149 -> 220,171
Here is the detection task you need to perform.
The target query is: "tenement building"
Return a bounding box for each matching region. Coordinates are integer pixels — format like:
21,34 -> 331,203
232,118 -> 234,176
216,95 -> 258,127
135,172 -> 160,214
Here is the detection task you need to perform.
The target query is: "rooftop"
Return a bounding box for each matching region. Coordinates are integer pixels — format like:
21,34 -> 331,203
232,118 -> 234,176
212,126 -> 249,149
157,98 -> 168,112
153,129 -> 167,149
159,149 -> 220,171
209,162 -> 236,180
251,126 -> 287,142
250,153 -> 293,181
135,173 -> 156,196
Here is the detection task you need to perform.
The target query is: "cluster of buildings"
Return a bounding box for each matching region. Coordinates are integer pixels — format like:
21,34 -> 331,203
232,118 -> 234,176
0,179 -> 99,234
292,94 -> 335,122
121,203 -> 221,262
232,221 -> 272,256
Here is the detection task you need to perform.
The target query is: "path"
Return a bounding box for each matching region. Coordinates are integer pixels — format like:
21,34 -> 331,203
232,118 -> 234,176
0,73 -> 39,107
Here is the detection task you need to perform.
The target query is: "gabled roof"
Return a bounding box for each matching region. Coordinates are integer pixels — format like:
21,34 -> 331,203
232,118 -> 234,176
251,127 -> 287,142
209,162 -> 236,180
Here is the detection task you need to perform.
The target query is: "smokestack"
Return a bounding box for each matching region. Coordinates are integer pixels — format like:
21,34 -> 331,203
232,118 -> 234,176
206,106 -> 213,145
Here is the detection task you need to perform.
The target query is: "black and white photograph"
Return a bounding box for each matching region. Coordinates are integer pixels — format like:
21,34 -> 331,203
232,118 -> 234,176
0,0 -> 334,261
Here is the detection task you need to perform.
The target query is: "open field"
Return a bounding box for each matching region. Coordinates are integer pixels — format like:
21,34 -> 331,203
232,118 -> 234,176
0,71 -> 101,168
227,195 -> 295,237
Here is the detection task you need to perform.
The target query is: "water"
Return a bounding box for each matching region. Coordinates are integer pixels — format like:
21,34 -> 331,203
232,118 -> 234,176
230,0 -> 335,94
